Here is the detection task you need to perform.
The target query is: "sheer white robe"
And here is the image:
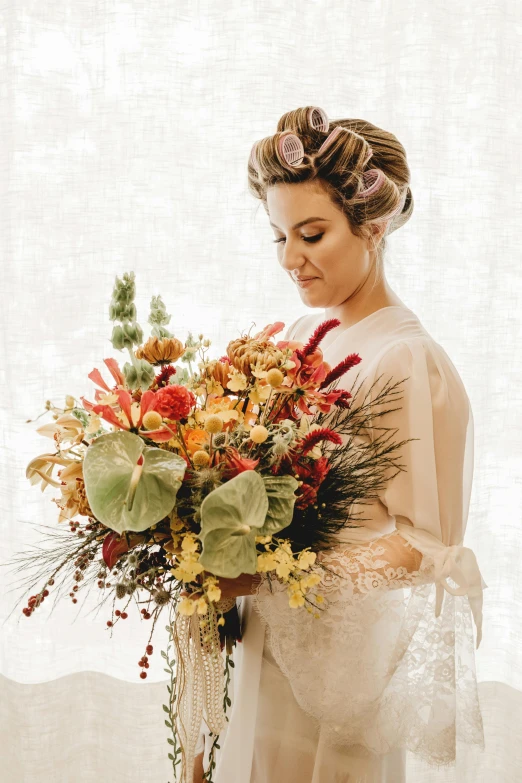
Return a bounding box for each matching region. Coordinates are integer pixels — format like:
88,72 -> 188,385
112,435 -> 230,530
196,305 -> 486,783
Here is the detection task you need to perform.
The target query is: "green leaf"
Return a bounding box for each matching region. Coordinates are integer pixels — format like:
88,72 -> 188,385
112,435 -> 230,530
198,471 -> 269,578
164,719 -> 172,728
258,474 -> 300,536
82,430 -> 186,534
228,658 -> 235,667
168,753 -> 174,761
163,704 -> 170,713
167,738 -> 174,746
225,696 -> 232,707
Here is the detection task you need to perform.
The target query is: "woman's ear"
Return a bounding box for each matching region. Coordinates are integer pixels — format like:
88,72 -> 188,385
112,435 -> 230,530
365,221 -> 387,254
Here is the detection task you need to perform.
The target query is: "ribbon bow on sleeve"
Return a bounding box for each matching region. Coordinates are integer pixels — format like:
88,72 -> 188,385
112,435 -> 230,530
395,523 -> 488,649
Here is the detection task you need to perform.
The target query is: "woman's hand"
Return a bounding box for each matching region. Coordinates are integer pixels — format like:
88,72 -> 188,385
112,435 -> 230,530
214,573 -> 261,600
181,573 -> 261,601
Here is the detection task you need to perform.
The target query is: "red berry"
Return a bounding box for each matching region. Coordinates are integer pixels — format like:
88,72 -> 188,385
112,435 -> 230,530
144,662 -> 149,669
115,610 -> 121,617
146,645 -> 153,655
140,671 -> 147,679
48,579 -> 55,586
107,621 -> 113,627
121,612 -> 128,619
72,599 -> 77,604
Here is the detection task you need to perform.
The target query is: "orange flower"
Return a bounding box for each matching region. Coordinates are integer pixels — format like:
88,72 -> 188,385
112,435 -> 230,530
184,428 -> 210,456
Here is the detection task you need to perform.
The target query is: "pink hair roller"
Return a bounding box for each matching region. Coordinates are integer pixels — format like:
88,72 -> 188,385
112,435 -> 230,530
316,125 -> 344,156
278,132 -> 305,166
358,168 -> 386,198
308,106 -> 329,132
379,190 -> 407,223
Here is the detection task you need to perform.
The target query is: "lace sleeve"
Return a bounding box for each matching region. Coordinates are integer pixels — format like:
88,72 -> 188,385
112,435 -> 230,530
252,531 -> 484,766
316,529 -> 433,599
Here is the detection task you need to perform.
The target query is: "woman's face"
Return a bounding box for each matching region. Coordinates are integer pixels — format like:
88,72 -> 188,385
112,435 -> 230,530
267,180 -> 379,308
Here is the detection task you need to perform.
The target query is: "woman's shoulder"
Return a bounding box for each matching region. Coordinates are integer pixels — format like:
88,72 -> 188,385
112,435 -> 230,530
282,312 -> 322,342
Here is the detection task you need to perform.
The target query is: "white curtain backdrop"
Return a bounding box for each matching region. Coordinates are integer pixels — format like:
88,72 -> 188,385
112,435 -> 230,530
0,2 -> 520,781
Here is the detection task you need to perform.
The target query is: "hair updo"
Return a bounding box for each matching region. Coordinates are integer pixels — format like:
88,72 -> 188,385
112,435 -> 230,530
247,106 -> 414,270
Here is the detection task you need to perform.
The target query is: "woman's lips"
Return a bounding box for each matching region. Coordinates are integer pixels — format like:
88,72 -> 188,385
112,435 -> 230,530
296,277 -> 318,288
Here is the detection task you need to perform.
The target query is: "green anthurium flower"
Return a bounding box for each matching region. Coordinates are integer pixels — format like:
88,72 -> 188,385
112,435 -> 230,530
82,430 -> 187,534
198,471 -> 299,578
257,474 -> 300,537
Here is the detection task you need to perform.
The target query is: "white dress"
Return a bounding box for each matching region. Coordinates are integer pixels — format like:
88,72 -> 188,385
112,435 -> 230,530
196,305 -> 487,783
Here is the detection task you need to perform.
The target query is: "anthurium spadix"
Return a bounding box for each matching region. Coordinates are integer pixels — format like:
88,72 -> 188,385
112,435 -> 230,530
198,470 -> 299,578
82,430 -> 187,534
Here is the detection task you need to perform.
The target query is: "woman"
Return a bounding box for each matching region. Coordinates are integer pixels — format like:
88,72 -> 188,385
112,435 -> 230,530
193,106 -> 486,783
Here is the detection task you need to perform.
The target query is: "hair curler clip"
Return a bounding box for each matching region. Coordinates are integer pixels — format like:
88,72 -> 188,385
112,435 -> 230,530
316,125 -> 344,157
358,168 -> 386,198
308,106 -> 329,132
277,132 -> 305,167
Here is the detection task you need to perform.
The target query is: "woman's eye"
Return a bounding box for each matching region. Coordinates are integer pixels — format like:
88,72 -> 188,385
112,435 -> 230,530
273,233 -> 324,245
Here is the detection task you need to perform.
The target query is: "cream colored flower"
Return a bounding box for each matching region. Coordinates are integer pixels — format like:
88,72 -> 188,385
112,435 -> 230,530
276,561 -> 293,580
257,552 -> 277,572
301,572 -> 321,589
248,383 -> 272,406
206,584 -> 222,602
85,413 -> 102,435
226,368 -> 248,392
298,550 -> 317,570
197,597 -> 209,615
178,597 -> 197,616
289,592 -> 305,608
36,413 -> 85,448
181,534 -> 199,554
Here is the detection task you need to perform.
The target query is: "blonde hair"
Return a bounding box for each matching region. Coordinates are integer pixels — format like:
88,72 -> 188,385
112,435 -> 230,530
247,106 -> 414,275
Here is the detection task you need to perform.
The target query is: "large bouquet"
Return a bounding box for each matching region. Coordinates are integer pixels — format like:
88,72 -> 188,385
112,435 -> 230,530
6,272 -> 414,782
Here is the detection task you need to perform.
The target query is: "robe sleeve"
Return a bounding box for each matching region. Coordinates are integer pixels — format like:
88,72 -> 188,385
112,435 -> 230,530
312,338 -> 487,647
252,337 -> 486,762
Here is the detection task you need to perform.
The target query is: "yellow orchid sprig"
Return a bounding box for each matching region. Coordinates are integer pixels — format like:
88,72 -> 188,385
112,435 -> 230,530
255,535 -> 324,615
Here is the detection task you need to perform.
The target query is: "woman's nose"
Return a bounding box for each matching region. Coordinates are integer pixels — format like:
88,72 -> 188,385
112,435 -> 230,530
278,243 -> 306,275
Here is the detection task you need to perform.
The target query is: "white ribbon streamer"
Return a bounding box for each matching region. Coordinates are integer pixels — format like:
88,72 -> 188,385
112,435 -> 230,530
172,608 -> 228,783
395,522 -> 487,649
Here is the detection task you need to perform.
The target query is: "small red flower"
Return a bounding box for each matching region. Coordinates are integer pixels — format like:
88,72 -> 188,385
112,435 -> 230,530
295,483 -> 318,509
220,447 -> 260,480
154,385 -> 196,421
154,365 -> 177,388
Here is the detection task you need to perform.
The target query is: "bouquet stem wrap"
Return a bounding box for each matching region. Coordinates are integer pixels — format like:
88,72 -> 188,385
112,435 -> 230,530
172,605 -> 227,783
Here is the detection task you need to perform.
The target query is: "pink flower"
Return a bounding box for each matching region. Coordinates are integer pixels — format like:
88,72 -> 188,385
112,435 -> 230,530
153,385 -> 196,421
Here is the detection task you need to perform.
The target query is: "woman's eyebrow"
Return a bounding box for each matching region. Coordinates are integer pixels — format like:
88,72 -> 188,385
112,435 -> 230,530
269,216 -> 331,231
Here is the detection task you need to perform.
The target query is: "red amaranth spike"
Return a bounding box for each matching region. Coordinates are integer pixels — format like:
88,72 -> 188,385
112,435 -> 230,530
297,427 -> 342,456
297,318 -> 341,360
319,353 -> 362,389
